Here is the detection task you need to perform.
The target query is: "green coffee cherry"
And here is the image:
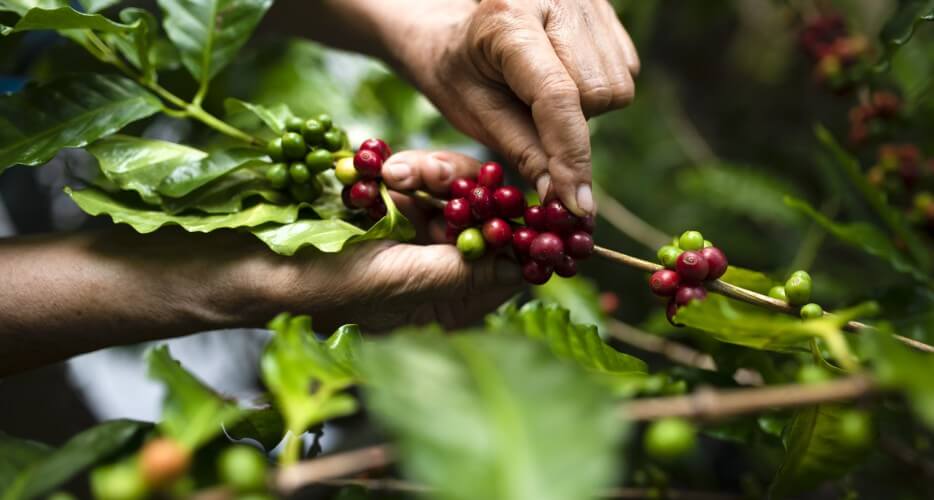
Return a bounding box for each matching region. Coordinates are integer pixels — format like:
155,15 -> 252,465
703,240 -> 713,248
323,129 -> 343,152
838,410 -> 872,448
266,138 -> 284,162
289,163 -> 311,184
797,365 -> 831,384
302,119 -> 325,145
644,418 -> 696,462
657,245 -> 683,269
768,286 -> 787,302
265,163 -> 289,188
316,113 -> 333,131
800,303 -> 823,320
218,446 -> 267,492
334,157 -> 359,186
281,132 -> 307,160
285,116 -> 304,132
671,236 -> 680,248
785,273 -> 812,305
290,178 -> 323,202
305,149 -> 333,173
678,230 -> 705,251
91,463 -> 145,500
456,228 -> 486,260
790,270 -> 812,281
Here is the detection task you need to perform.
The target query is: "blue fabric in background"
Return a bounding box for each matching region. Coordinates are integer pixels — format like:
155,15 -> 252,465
0,77 -> 26,93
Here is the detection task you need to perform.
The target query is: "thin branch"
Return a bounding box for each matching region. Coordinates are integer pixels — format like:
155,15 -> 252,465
606,319 -> 717,372
275,444 -> 394,495
592,182 -> 671,250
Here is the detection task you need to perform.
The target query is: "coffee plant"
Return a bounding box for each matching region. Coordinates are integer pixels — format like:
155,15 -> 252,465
1,0 -> 934,499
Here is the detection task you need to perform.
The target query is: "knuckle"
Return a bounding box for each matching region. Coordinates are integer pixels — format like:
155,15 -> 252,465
608,80 -> 635,108
513,142 -> 546,179
579,82 -> 613,113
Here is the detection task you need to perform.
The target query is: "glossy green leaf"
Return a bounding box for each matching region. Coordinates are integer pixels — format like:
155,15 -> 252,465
67,187 -> 302,233
160,168 -> 287,214
224,98 -> 294,135
156,0 -> 273,85
859,332 -> 934,429
0,74 -> 160,171
362,332 -> 624,500
769,405 -> 871,498
10,7 -> 135,33
80,0 -> 121,12
113,8 -> 157,78
261,315 -> 362,435
226,407 -> 286,452
147,346 -> 245,449
1,420 -> 150,500
877,0 -> 934,70
157,148 -> 266,198
533,275 -> 607,331
0,0 -> 65,16
721,266 -> 780,294
0,435 -> 50,492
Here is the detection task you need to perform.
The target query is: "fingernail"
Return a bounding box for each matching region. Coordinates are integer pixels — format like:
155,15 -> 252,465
494,257 -> 522,285
384,161 -> 412,182
536,174 -> 551,201
576,184 -> 595,215
430,154 -> 453,182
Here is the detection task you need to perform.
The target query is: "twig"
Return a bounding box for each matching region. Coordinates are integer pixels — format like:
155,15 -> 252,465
592,183 -> 671,250
606,319 -> 717,372
879,437 -> 934,480
275,444 -> 394,495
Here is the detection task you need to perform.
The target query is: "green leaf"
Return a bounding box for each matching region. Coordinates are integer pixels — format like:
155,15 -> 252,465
157,148 -> 266,198
769,405 -> 871,498
225,407 -> 286,452
0,74 -> 161,172
224,98 -> 294,135
156,0 -> 273,86
0,435 -> 50,491
261,315 -> 361,436
80,0 -> 121,12
160,168 -> 288,214
859,331 -> 934,429
66,186 -> 301,233
676,163 -> 802,226
533,275 -> 607,331
251,183 -> 415,255
1,420 -> 150,500
785,196 -> 931,284
112,8 -> 158,78
721,266 -> 780,294
0,0 -> 65,16
147,346 -> 246,449
362,332 -> 624,500
10,7 -> 135,33
876,0 -> 934,70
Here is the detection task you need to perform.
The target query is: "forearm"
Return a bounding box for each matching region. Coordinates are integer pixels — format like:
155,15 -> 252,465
0,228 -> 281,375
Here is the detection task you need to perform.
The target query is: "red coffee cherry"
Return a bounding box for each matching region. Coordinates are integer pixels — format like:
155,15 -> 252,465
493,186 -> 527,219
565,231 -> 594,260
524,205 -> 548,231
649,269 -> 681,297
482,218 -> 513,248
674,285 -> 708,306
700,247 -> 728,280
554,255 -> 577,277
444,197 -> 473,229
359,138 -> 391,160
666,299 -> 684,327
522,259 -> 553,285
140,438 -> 190,488
468,186 -> 495,220
676,251 -> 710,284
353,149 -> 383,179
529,232 -> 565,266
341,185 -> 355,209
544,199 -> 578,234
477,161 -> 504,187
512,226 -> 538,257
578,215 -> 595,234
450,177 -> 477,199
349,179 -> 380,209
367,200 -> 387,220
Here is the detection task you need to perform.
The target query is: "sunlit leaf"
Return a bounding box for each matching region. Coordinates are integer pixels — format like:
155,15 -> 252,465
0,0 -> 66,16
157,148 -> 266,198
858,331 -> 934,429
721,266 -> 779,294
533,275 -> 607,331
224,98 -> 295,136
225,407 -> 285,452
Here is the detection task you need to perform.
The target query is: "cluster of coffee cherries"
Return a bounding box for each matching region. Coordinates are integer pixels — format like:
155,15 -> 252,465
442,162 -> 595,285
848,91 -> 901,146
866,143 -> 934,232
767,270 -> 825,320
799,12 -> 869,92
335,138 -> 394,220
264,113 -> 348,203
650,230 -> 728,326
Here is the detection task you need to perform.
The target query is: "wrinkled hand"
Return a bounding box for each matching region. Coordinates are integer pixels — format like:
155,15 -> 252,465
383,0 -> 639,215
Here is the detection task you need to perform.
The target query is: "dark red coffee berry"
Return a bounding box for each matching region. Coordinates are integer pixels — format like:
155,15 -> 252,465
512,227 -> 538,256
666,299 -> 684,327
349,180 -> 380,209
649,269 -> 681,297
676,251 -> 710,284
493,186 -> 527,219
700,247 -> 728,280
578,215 -> 595,234
565,231 -> 594,260
353,149 -> 383,179
341,185 -> 355,209
544,199 -> 578,234
444,197 -> 473,229
482,218 -> 513,248
554,255 -> 577,277
477,161 -> 504,187
468,186 -> 495,220
445,224 -> 460,244
524,205 -> 547,231
450,177 -> 477,200
522,259 -> 553,285
359,138 -> 391,160
674,285 -> 708,306
529,232 -> 565,266
367,201 -> 387,220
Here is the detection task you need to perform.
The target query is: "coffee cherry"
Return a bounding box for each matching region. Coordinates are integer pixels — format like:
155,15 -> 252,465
140,438 -> 190,488
524,205 -> 548,231
367,201 -> 387,220
578,215 -> 595,234
544,199 -> 578,234
674,285 -> 707,306
649,270 -> 680,297
699,247 -> 728,280
554,255 -> 577,277
349,179 -> 380,209
457,228 -> 486,260
839,410 -> 873,449
790,270 -> 812,281
468,186 -> 495,220
285,116 -> 304,132
678,230 -> 705,251
785,272 -> 812,305
266,138 -> 284,161
450,177 -> 477,199
354,149 -> 383,179
477,161 -> 504,187
482,218 -> 513,248
493,185 -> 527,219
522,259 -> 553,285
290,180 -> 323,203
301,119 -> 325,145
512,227 -> 538,256
768,286 -> 788,302
316,113 -> 333,130
218,446 -> 267,493
359,138 -> 391,160
600,291 -> 620,314
304,149 -> 333,173
565,231 -> 594,260
444,197 -> 473,229
676,251 -> 709,284
323,129 -> 343,151
529,232 -> 565,266
289,162 -> 311,184
444,224 -> 460,244
703,240 -> 713,248
334,157 -> 359,185
797,365 -> 831,384
91,463 -> 145,500
800,303 -> 824,320
657,245 -> 683,269
644,418 -> 696,462
265,163 -> 289,188
341,185 -> 354,209
281,132 -> 306,160
666,299 -> 683,327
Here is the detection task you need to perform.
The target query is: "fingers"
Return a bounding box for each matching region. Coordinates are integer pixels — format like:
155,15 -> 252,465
382,149 -> 483,196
